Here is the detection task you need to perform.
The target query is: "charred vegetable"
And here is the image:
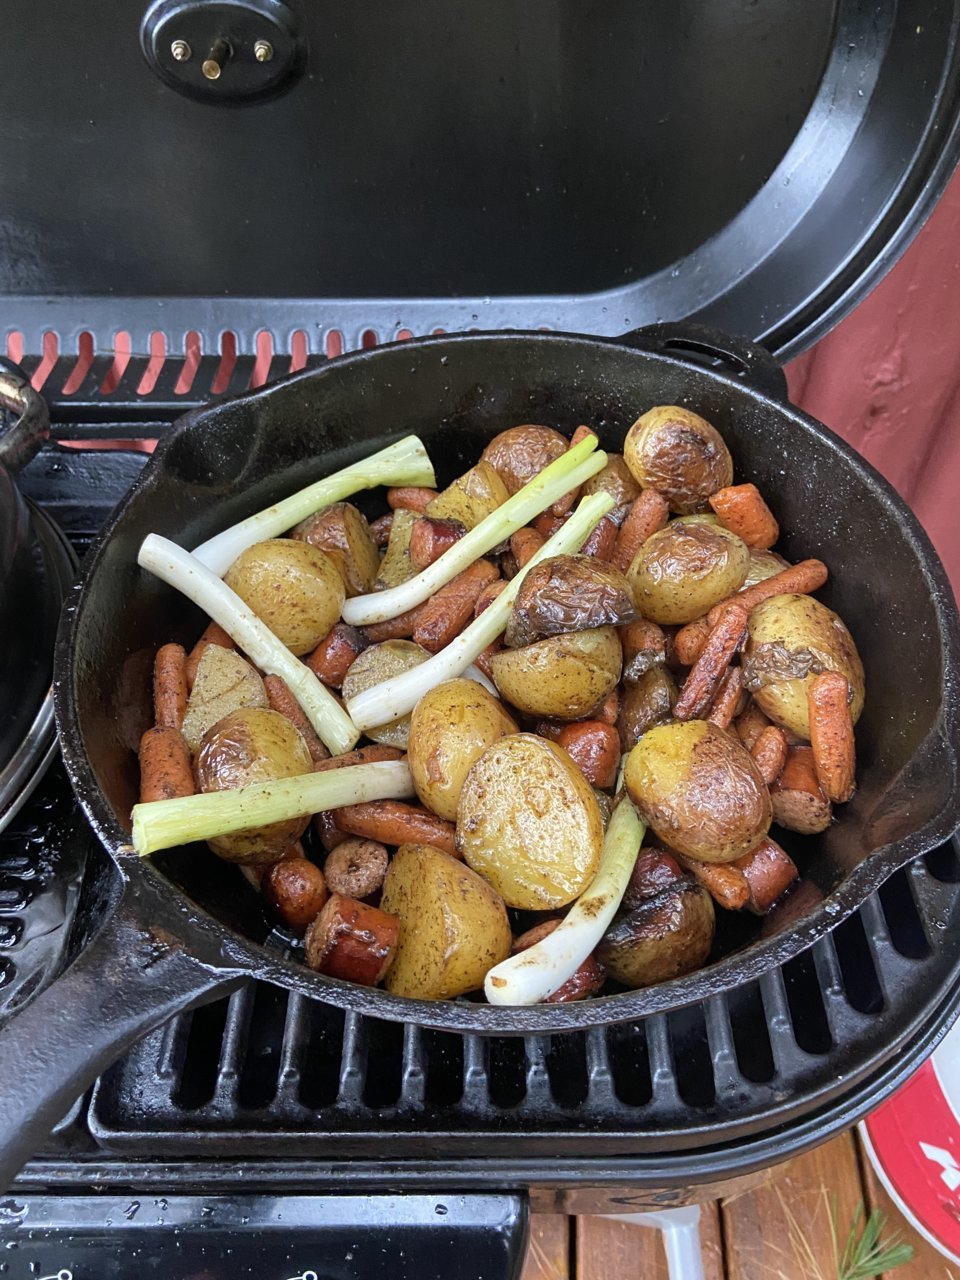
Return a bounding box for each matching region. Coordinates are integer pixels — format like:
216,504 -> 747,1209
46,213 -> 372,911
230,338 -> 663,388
292,501 -> 380,597
504,554 -> 638,647
597,877 -> 715,988
624,405 -> 733,514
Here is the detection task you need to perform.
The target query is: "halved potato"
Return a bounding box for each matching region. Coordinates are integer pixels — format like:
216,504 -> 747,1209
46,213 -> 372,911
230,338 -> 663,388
489,625 -> 622,719
425,461 -> 509,529
181,645 -> 267,754
457,733 -> 604,908
744,593 -> 865,738
598,879 -> 715,988
375,508 -> 418,588
480,424 -> 568,495
380,843 -> 512,999
292,501 -> 380,596
408,679 -> 518,820
341,640 -> 430,748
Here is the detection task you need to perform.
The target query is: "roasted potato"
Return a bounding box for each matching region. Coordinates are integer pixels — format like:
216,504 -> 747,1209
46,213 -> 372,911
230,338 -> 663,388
380,843 -> 512,999
598,878 -> 715,988
623,405 -> 733,514
224,539 -> 344,656
505,555 -> 638,648
375,508 -> 418,589
489,626 -> 622,720
180,645 -> 267,754
743,593 -> 865,738
744,548 -> 790,588
480,424 -> 568,495
457,733 -> 604,908
425,460 -> 509,529
195,707 -> 312,863
617,666 -> 677,751
581,453 -> 641,508
292,501 -> 380,597
408,678 -> 518,820
627,521 -> 749,624
624,720 -> 772,863
341,640 -> 431,748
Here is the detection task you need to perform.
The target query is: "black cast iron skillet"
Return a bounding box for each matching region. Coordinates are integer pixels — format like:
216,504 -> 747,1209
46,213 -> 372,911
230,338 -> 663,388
1,324 -> 958,1186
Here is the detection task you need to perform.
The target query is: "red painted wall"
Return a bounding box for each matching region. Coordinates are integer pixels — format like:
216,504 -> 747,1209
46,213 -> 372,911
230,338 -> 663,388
787,171 -> 960,595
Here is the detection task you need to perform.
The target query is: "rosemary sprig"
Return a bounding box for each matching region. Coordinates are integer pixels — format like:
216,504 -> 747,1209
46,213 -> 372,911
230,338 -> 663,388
835,1201 -> 914,1280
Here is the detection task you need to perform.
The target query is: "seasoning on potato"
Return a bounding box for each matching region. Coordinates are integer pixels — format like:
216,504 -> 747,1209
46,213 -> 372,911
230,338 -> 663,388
224,538 -> 345,655
489,625 -> 622,719
626,519 -> 750,624
504,555 -> 638,648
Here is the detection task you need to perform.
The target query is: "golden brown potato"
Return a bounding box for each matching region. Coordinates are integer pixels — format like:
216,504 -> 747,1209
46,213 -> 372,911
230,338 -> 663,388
408,679 -> 518,820
341,640 -> 430,748
627,521 -> 749,624
195,707 -> 312,863
624,720 -> 772,863
375,508 -> 418,588
744,593 -> 865,738
489,626 -> 622,720
744,548 -> 790,588
480,424 -> 569,495
505,555 -> 638,648
597,879 -> 715,988
291,501 -> 380,597
457,733 -> 604,908
180,645 -> 267,754
380,843 -> 512,999
617,666 -> 677,751
425,461 -> 509,529
262,857 -> 328,934
224,539 -> 344,656
582,453 -> 641,508
623,405 -> 734,514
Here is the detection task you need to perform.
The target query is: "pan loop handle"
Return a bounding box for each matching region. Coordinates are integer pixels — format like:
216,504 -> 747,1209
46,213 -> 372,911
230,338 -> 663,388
0,360 -> 50,474
615,322 -> 789,402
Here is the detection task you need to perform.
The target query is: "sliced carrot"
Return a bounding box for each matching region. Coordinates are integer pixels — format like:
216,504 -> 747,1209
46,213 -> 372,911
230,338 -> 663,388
331,801 -> 458,858
708,483 -> 779,549
412,559 -> 499,653
706,666 -> 744,730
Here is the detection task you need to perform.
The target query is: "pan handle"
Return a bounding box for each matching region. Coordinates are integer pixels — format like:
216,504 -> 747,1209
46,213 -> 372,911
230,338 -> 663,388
0,872 -> 245,1190
0,361 -> 50,475
616,322 -> 789,402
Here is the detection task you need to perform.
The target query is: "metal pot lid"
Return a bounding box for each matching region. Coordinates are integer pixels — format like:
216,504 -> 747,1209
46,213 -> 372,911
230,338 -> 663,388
0,1 -> 958,357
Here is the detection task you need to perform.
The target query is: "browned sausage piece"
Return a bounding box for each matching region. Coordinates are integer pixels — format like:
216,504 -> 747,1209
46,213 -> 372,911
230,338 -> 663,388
412,559 -> 500,653
676,854 -> 750,912
771,746 -> 833,834
622,848 -> 684,910
263,858 -> 329,934
324,837 -> 389,900
732,837 -> 799,915
509,526 -> 546,570
734,700 -> 773,751
511,919 -> 605,1003
410,516 -> 467,570
314,809 -> 349,853
138,726 -> 195,803
751,724 -> 789,787
370,512 -> 394,547
533,511 -> 566,541
474,579 -> 508,617
474,640 -> 501,679
153,643 -> 188,731
620,619 -> 667,682
185,621 -> 236,688
387,486 -> 438,513
360,606 -> 425,644
673,604 -> 748,721
263,675 -> 329,763
594,688 -> 620,726
313,744 -> 405,772
332,800 -> 459,858
304,893 -> 400,985
556,720 -> 621,789
580,514 -> 619,562
305,623 -> 370,689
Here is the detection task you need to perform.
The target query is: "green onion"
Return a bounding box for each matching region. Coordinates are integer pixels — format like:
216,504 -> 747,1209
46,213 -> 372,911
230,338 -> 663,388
192,435 -> 435,577
344,490 -> 616,732
484,793 -> 644,1005
131,759 -> 413,857
341,437 -> 606,626
138,534 -> 360,755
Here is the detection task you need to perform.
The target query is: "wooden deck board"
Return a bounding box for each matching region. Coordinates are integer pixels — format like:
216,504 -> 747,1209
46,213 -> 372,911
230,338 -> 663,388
520,1213 -> 570,1280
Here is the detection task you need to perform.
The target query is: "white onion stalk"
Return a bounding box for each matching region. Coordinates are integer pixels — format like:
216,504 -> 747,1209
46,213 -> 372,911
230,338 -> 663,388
345,490 -> 616,732
342,437 -> 606,626
192,435 -> 435,577
484,794 -> 645,1006
131,760 -> 413,857
138,534 -> 360,755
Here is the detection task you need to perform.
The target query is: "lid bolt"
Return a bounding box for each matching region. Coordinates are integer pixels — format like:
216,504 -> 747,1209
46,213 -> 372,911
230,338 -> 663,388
170,39 -> 191,62
254,39 -> 274,62
201,38 -> 232,81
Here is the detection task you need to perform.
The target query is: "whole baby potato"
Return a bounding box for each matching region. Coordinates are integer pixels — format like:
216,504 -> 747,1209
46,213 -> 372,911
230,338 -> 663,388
457,733 -> 604,908
598,878 -> 715,988
380,843 -> 512,999
408,679 -> 518,821
489,625 -> 622,720
624,405 -> 733,514
480,424 -> 569,495
624,720 -> 772,863
341,640 -> 431,749
196,707 -> 312,863
224,539 -> 344,655
291,501 -> 380,596
627,521 -> 749,624
744,593 -> 865,738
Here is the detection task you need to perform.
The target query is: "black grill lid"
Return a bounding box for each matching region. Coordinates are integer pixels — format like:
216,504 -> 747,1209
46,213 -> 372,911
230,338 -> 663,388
1,0 -> 959,357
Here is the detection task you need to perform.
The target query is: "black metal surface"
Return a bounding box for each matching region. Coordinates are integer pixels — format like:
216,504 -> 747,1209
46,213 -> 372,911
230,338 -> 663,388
0,1193 -> 528,1280
2,2 -> 960,357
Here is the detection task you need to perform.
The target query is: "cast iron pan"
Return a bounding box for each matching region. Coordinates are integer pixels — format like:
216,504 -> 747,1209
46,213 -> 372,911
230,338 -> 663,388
1,324 -> 958,1185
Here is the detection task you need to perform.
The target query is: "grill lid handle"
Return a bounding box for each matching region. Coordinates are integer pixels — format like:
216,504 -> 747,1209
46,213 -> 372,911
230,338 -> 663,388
616,322 -> 789,402
0,362 -> 49,475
